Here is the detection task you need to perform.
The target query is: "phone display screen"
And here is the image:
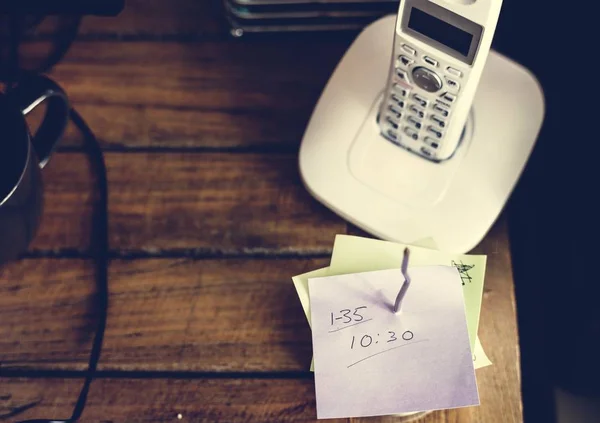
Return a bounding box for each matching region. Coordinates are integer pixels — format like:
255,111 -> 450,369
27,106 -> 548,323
408,7 -> 473,58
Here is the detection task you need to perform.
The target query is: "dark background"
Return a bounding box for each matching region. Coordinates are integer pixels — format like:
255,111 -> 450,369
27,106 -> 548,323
492,1 -> 599,422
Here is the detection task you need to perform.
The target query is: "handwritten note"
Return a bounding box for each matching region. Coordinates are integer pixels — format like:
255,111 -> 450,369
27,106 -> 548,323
309,266 -> 479,419
292,267 -> 491,372
329,235 -> 487,351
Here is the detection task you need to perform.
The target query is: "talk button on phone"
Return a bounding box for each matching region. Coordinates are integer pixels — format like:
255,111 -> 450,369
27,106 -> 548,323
411,66 -> 442,93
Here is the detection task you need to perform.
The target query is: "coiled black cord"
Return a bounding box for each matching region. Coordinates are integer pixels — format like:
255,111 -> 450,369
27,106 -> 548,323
1,13 -> 109,423
11,108 -> 110,423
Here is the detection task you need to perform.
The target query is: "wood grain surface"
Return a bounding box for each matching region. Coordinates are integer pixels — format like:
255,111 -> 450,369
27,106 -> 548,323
0,219 -> 519,377
29,152 -> 344,253
1,373 -> 520,423
21,39 -> 351,149
1,0 -> 523,422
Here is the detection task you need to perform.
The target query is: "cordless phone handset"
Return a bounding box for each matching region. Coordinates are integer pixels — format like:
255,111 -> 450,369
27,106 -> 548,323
379,0 -> 503,162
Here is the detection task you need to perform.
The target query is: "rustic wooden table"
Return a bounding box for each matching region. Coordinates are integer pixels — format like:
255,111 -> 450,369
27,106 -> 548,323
0,1 -> 523,422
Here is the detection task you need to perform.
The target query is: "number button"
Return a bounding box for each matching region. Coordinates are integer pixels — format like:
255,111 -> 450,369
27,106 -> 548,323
424,136 -> 440,149
388,104 -> 402,119
440,92 -> 456,104
398,55 -> 414,67
396,69 -> 409,82
391,94 -> 405,108
385,116 -> 398,129
407,116 -> 422,130
433,103 -> 449,117
423,56 -> 438,67
386,128 -> 399,141
445,77 -> 460,92
408,104 -> 424,118
412,93 -> 429,108
420,146 -> 434,157
404,126 -> 419,140
401,44 -> 416,56
446,66 -> 463,77
427,126 -> 443,139
431,115 -> 445,128
392,84 -> 408,97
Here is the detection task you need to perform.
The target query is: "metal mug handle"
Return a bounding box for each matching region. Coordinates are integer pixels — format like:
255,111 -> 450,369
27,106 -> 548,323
6,73 -> 70,168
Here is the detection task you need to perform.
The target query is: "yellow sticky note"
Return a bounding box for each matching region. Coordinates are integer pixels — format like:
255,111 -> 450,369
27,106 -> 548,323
292,267 -> 329,327
328,235 -> 487,351
292,267 -> 330,371
292,265 -> 491,371
473,337 -> 493,368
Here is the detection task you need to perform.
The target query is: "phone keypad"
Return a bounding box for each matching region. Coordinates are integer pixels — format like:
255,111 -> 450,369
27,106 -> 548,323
380,40 -> 467,160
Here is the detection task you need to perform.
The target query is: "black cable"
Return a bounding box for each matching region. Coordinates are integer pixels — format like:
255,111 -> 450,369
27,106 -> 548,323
65,108 -> 109,423
34,16 -> 82,75
1,6 -> 110,421
6,109 -> 109,423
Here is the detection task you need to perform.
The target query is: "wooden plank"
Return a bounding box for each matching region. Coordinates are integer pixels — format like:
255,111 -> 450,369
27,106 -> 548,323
0,376 -> 519,423
0,378 -> 348,423
20,39 -> 350,149
29,152 -> 345,253
468,217 -> 523,422
0,258 -> 325,372
1,218 -> 521,395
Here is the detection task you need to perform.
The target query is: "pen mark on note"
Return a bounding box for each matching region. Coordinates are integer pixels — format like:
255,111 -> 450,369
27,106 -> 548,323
451,260 -> 474,285
347,339 -> 429,368
329,318 -> 373,333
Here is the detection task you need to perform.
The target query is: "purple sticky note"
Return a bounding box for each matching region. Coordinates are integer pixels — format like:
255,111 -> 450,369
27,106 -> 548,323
308,266 -> 479,419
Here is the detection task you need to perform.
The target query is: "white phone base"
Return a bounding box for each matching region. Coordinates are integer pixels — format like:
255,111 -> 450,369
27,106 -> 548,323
299,14 -> 545,253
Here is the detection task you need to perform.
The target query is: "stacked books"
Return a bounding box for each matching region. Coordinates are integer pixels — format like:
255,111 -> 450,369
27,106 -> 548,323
222,0 -> 399,35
